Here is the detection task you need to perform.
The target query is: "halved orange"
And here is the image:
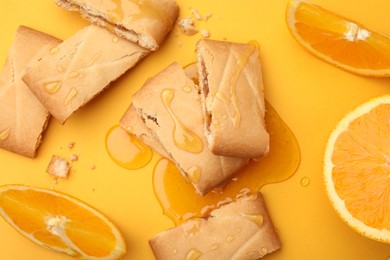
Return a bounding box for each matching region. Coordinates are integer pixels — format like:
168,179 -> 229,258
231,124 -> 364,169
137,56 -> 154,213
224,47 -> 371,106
324,95 -> 390,243
0,185 -> 126,258
286,0 -> 390,76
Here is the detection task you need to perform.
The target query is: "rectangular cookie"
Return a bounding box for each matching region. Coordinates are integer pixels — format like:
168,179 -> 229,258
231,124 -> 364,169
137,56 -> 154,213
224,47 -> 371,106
0,26 -> 61,158
149,192 -> 281,259
22,25 -> 150,124
131,63 -> 249,195
197,39 -> 270,159
55,0 -> 180,51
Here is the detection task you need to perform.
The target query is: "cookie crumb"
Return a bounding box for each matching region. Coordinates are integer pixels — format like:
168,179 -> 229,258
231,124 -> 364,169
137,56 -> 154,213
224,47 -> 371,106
46,155 -> 70,178
70,154 -> 79,162
203,13 -> 212,21
201,29 -> 211,38
190,8 -> 202,20
67,142 -> 75,150
178,18 -> 198,35
91,164 -> 96,170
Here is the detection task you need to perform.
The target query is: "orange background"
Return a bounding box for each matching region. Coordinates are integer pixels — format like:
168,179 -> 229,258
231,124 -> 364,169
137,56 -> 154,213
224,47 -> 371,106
1,0 -> 390,259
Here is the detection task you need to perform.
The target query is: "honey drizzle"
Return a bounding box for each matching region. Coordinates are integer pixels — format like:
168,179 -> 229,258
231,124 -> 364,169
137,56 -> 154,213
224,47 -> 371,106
152,101 -> 300,225
161,89 -> 203,153
108,0 -> 171,27
215,44 -> 257,128
64,88 -> 78,105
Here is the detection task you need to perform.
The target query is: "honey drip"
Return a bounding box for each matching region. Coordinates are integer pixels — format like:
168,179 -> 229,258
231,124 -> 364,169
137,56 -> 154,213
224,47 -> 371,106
215,44 -> 257,128
185,248 -> 202,260
50,47 -> 59,55
64,88 -> 78,105
153,101 -> 300,225
44,81 -> 61,94
161,89 -> 203,153
105,125 -> 152,170
0,128 -> 10,141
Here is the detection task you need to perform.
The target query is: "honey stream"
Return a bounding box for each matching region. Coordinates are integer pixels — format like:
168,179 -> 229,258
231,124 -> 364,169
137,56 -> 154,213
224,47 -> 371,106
153,101 -> 301,225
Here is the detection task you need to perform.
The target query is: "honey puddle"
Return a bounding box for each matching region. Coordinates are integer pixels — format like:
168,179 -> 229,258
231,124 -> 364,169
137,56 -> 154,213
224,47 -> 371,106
153,101 -> 301,225
105,125 -> 152,170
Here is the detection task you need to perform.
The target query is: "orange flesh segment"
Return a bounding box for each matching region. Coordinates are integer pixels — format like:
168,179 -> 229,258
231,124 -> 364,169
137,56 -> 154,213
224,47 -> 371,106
331,103 -> 390,229
0,189 -> 117,257
292,1 -> 390,71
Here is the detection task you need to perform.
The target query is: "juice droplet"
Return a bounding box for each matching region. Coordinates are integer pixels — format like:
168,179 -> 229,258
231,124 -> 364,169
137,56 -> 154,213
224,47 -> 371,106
300,176 -> 310,187
0,128 -> 10,141
44,81 -> 61,94
112,36 -> 119,43
172,248 -> 177,255
153,100 -> 300,225
161,89 -> 203,153
261,247 -> 268,254
50,47 -> 59,55
105,125 -> 152,170
226,235 -> 234,242
64,88 -> 78,105
185,248 -> 202,260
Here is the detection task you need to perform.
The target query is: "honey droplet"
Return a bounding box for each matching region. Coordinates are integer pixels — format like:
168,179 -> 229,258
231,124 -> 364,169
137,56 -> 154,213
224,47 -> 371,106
187,166 -> 201,184
182,86 -> 192,93
57,65 -> 64,72
300,176 -> 310,187
112,37 -> 119,43
261,247 -> 268,255
185,248 -> 202,260
226,235 -> 234,242
68,71 -> 81,79
242,214 -> 264,226
44,81 -> 61,94
0,128 -> 10,141
210,244 -> 219,250
105,125 -> 152,170
50,47 -> 59,55
152,100 -> 300,225
64,88 -> 78,105
161,89 -> 203,153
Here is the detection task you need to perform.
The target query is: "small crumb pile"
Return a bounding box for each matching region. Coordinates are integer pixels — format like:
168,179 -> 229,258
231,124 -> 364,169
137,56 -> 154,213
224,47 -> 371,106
178,7 -> 212,38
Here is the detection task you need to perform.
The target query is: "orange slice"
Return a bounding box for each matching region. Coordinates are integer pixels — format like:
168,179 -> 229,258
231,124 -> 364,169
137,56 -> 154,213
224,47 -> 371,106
324,95 -> 390,243
0,185 -> 126,258
286,0 -> 390,76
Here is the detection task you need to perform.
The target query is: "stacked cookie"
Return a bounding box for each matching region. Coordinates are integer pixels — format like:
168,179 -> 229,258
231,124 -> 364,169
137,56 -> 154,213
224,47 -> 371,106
0,0 -> 179,157
121,39 -> 270,196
